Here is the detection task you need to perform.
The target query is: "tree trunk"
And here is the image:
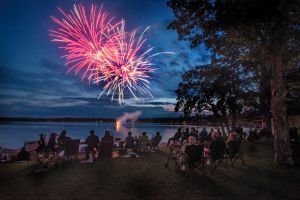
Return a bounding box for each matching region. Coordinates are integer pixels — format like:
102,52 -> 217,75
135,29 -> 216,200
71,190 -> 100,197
219,119 -> 226,136
271,55 -> 293,165
223,116 -> 230,135
231,111 -> 237,132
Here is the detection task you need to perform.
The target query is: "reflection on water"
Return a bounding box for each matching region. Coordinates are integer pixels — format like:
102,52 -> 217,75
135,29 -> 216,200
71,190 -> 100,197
0,122 -> 213,149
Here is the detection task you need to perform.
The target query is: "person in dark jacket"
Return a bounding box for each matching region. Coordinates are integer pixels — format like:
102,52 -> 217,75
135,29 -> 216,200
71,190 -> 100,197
36,134 -> 46,153
209,131 -> 226,160
47,132 -> 57,152
151,132 -> 162,151
167,128 -> 182,146
58,130 -> 71,151
85,130 -> 99,160
125,131 -> 135,149
199,127 -> 208,143
100,130 -> 114,158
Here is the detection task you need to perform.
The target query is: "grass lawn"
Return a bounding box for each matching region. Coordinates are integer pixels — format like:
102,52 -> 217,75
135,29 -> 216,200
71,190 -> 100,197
0,142 -> 300,200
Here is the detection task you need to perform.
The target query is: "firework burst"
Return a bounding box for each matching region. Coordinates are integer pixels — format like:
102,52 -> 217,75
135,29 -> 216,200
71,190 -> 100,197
92,24 -> 161,103
50,4 -> 123,80
50,4 -> 172,104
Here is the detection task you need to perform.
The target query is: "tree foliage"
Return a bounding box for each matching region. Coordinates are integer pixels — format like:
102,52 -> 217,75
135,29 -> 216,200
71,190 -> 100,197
168,0 -> 300,165
175,61 -> 255,133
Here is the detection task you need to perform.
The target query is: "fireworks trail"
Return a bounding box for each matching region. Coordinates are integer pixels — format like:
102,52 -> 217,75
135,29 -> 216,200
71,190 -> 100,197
50,4 -> 173,104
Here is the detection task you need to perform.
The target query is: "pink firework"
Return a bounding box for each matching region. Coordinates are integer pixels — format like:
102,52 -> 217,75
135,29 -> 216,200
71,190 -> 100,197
50,4 -> 123,80
92,25 -> 162,103
51,4 -> 172,104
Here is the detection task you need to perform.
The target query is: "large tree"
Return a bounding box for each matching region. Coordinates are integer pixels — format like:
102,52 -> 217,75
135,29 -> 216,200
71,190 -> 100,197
168,0 -> 300,165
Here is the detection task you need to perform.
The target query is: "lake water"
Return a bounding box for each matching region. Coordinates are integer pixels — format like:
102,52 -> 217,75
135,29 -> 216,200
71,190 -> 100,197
0,122 -> 212,149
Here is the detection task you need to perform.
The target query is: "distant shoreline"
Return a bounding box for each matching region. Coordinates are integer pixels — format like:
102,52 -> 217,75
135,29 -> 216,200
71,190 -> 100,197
0,117 -> 219,126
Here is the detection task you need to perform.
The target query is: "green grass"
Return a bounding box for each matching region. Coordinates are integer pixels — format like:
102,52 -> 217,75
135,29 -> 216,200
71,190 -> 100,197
0,142 -> 300,200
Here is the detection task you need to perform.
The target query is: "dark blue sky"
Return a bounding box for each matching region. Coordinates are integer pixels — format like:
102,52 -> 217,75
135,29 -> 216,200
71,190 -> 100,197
0,0 -> 210,118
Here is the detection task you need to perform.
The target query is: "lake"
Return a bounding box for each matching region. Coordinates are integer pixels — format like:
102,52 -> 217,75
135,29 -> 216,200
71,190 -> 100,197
0,122 -> 212,149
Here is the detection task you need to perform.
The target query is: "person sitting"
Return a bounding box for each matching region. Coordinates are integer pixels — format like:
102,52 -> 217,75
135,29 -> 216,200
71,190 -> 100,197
226,132 -> 237,152
139,132 -> 149,152
100,130 -> 114,158
85,130 -> 99,160
36,134 -> 46,153
167,128 -> 182,146
125,131 -> 135,149
226,132 -> 244,166
199,127 -> 208,143
58,130 -> 71,151
47,132 -> 57,152
185,136 -> 204,170
17,147 -> 30,161
151,132 -> 162,151
248,128 -> 259,140
190,128 -> 199,140
206,128 -> 214,143
182,127 -> 190,141
134,136 -> 140,153
209,131 -> 226,161
235,125 -> 244,139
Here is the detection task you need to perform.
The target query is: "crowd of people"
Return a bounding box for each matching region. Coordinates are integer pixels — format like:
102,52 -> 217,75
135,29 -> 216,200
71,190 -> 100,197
167,127 -> 234,147
1,125 -> 298,165
0,129 -> 165,164
165,127 -> 244,172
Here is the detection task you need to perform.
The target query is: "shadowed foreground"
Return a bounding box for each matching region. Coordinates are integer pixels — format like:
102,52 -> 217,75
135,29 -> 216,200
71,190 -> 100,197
0,142 -> 300,200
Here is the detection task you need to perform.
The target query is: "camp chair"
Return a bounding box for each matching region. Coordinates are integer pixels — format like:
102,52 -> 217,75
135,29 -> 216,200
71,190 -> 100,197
64,139 -> 80,160
100,140 -> 114,158
208,140 -> 228,174
165,141 -> 183,171
36,147 -> 56,165
227,139 -> 245,167
185,144 -> 205,175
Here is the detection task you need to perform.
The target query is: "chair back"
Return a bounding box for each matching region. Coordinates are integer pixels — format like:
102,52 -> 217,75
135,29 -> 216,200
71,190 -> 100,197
185,144 -> 204,163
228,139 -> 241,156
64,139 -> 80,157
210,140 -> 226,160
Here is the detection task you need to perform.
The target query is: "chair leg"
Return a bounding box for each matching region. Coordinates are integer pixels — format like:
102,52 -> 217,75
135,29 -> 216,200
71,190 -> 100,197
241,153 -> 245,165
202,160 -> 206,176
224,159 -> 229,172
164,150 -> 172,168
230,157 -> 234,168
210,161 -> 216,174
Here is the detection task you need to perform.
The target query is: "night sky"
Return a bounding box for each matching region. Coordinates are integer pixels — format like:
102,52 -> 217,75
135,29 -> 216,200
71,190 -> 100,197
0,0 -> 210,118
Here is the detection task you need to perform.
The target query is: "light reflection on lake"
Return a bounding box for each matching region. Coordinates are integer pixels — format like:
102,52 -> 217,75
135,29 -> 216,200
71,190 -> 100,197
0,122 -> 213,149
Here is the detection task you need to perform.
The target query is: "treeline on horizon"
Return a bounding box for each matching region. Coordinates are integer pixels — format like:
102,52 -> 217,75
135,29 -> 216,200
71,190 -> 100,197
1,107 -> 299,124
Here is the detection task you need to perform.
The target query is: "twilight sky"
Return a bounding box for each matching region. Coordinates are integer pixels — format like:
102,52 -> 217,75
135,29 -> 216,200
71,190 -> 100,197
0,0 -> 210,118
